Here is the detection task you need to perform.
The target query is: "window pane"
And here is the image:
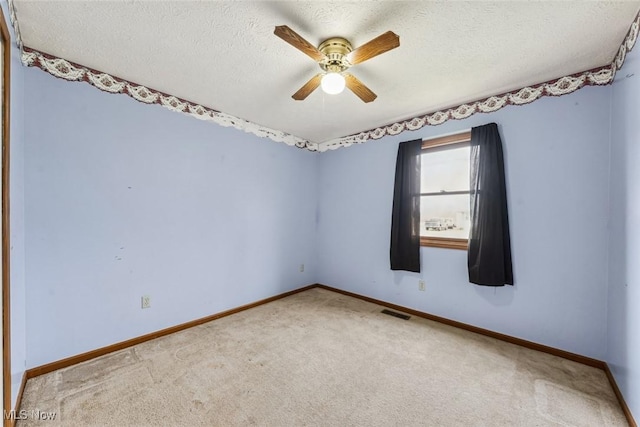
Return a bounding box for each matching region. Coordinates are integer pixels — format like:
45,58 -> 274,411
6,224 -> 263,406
420,194 -> 470,239
420,146 -> 470,193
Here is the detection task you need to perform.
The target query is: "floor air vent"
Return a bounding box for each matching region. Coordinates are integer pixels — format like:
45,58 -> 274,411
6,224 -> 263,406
381,309 -> 410,320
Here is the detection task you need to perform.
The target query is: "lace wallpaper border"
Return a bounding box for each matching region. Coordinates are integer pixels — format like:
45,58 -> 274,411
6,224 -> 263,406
324,9 -> 640,151
8,1 -> 640,152
20,49 -> 317,151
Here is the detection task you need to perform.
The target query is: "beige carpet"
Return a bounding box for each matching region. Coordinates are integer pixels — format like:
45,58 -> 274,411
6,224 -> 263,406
17,288 -> 627,426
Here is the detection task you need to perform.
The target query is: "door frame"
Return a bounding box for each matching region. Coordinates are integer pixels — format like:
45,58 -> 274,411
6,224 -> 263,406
0,5 -> 11,425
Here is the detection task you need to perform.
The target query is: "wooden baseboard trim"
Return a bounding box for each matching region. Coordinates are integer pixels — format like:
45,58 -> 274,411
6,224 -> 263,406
21,282 -> 637,427
23,282 -> 608,375
316,284 -> 639,425
315,284 -> 604,367
604,363 -> 637,427
26,284 -> 317,379
7,372 -> 27,427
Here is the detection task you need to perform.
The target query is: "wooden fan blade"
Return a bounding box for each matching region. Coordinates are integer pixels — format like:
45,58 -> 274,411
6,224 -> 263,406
345,74 -> 377,103
292,74 -> 323,100
274,25 -> 326,62
347,31 -> 400,65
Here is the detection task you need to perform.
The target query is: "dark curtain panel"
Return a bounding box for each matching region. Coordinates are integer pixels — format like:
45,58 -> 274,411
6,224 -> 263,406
390,139 -> 422,272
468,123 -> 514,286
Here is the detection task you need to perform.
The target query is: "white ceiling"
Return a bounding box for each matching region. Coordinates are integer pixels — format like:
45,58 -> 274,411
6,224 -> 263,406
13,1 -> 640,145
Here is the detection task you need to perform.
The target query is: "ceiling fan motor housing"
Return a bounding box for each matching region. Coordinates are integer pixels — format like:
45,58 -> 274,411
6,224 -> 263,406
319,37 -> 353,72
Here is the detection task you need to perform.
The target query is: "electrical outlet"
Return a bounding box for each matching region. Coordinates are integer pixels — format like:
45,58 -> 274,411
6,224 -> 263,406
418,280 -> 425,291
141,295 -> 151,309
299,263 -> 305,273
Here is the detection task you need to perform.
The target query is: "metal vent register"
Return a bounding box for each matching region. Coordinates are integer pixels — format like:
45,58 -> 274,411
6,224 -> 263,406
381,309 -> 411,320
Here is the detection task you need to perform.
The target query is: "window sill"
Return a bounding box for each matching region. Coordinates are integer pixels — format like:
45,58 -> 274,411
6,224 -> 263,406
420,237 -> 468,250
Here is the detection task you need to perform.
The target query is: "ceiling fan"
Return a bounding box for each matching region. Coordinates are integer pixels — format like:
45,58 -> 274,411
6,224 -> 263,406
274,25 -> 400,103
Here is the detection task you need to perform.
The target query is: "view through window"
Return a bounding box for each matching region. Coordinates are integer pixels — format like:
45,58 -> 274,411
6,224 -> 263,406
419,132 -> 470,249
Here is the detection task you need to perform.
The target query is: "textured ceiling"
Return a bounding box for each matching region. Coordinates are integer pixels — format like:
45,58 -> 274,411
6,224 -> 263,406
13,1 -> 640,145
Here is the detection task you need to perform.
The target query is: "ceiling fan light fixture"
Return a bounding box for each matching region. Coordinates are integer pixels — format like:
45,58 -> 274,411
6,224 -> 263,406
275,26 -> 398,102
321,72 -> 345,95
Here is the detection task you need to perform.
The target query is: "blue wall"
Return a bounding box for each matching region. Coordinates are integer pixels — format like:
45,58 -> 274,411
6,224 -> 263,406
16,28 -> 640,420
608,45 -> 640,421
316,85 -> 612,360
23,67 -> 318,367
